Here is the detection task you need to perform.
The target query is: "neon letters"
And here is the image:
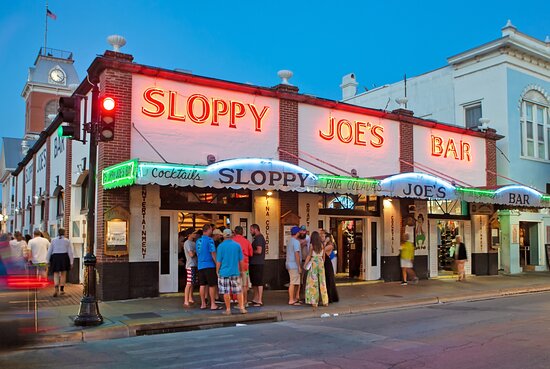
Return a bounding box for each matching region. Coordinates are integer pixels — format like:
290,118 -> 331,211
319,117 -> 385,148
431,135 -> 471,161
141,87 -> 270,132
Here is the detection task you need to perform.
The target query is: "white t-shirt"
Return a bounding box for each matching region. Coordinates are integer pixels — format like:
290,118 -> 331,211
28,236 -> 50,264
9,239 -> 28,259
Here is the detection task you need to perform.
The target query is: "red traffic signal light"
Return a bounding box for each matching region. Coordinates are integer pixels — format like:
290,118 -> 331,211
99,96 -> 116,142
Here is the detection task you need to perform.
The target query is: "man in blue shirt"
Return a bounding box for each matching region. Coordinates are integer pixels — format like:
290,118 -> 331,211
216,229 -> 246,315
197,224 -> 218,310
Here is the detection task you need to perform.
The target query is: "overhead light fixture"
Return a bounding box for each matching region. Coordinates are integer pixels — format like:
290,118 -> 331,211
266,191 -> 273,197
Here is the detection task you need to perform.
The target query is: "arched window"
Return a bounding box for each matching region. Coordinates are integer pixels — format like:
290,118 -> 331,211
44,99 -> 59,128
81,176 -> 89,211
520,90 -> 549,160
57,191 -> 64,218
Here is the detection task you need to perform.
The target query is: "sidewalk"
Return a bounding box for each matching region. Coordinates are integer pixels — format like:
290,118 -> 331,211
31,272 -> 550,345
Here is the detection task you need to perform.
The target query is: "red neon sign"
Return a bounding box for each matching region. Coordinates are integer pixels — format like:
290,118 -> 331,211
431,135 -> 471,161
319,117 -> 384,148
141,87 -> 270,132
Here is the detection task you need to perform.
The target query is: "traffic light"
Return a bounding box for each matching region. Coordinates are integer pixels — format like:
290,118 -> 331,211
57,96 -> 81,140
98,96 -> 116,142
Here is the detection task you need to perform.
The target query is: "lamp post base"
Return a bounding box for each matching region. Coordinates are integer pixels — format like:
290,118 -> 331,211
74,296 -> 103,326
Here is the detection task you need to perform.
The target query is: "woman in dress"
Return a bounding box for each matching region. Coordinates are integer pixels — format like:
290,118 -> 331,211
304,231 -> 328,310
320,229 -> 339,303
47,228 -> 74,297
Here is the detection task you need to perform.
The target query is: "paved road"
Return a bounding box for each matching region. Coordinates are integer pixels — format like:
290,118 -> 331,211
2,292 -> 550,369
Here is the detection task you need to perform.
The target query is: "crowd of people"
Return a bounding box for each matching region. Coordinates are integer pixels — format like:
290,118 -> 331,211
181,222 -> 343,314
285,226 -> 339,310
0,228 -> 74,296
180,223 -> 267,315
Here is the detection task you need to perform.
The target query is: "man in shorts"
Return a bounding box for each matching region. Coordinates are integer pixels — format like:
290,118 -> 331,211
232,226 -> 253,306
286,226 -> 302,305
216,229 -> 246,315
183,230 -> 198,307
249,224 -> 266,306
197,224 -> 219,310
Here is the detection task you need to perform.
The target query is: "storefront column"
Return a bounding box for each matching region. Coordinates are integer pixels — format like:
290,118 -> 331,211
499,210 -> 522,274
94,51 -> 134,300
276,82 -> 299,289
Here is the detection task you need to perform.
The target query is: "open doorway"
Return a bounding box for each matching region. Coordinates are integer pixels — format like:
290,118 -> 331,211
435,220 -> 464,276
329,218 -> 363,278
519,221 -> 539,268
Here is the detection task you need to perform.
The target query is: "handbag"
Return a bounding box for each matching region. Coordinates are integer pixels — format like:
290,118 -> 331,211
304,260 -> 312,271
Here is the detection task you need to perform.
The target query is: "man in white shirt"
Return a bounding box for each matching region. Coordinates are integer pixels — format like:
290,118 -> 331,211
28,229 -> 50,278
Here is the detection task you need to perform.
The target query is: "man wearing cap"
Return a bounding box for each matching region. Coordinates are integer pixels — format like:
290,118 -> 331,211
216,229 -> 246,315
286,226 -> 302,305
212,228 -> 224,248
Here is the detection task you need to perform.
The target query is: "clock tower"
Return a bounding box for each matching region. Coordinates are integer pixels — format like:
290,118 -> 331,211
21,47 -> 80,136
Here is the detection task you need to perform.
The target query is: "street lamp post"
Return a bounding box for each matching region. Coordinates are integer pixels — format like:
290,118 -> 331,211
74,85 -> 103,326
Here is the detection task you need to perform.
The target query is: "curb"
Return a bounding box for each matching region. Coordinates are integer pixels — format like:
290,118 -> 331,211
33,284 -> 550,346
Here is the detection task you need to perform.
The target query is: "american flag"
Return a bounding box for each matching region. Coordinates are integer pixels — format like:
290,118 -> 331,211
46,9 -> 57,20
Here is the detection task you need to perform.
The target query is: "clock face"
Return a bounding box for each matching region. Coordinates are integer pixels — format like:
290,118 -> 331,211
50,68 -> 65,83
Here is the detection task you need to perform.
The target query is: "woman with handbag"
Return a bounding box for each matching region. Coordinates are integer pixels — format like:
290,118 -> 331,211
304,231 -> 329,310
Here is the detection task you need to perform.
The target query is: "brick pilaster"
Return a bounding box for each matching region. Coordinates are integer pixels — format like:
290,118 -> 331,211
64,139 -> 72,235
276,83 -> 300,257
32,153 -> 36,232
399,121 -> 414,173
44,137 -> 50,229
485,128 -> 498,187
96,65 -> 133,265
22,169 -> 25,230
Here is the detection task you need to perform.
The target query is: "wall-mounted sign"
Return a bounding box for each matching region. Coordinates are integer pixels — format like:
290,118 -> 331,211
493,185 -> 546,207
141,87 -> 270,131
319,117 -> 384,148
102,159 -> 550,208
431,135 -> 472,161
379,173 -> 457,200
104,206 -> 130,257
102,159 -> 138,189
137,158 -> 319,193
315,175 -> 380,196
459,185 -> 550,208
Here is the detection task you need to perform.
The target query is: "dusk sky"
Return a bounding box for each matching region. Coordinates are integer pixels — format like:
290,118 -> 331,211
0,0 -> 548,139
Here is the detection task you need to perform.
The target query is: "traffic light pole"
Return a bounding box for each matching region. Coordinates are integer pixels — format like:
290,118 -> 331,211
74,85 -> 103,326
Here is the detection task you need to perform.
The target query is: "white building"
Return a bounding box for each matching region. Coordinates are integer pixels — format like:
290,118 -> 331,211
342,21 -> 550,274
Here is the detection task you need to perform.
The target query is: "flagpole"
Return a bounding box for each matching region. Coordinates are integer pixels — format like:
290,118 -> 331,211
44,0 -> 48,51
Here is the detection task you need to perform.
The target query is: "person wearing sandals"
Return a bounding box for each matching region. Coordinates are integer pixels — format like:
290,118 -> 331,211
183,229 -> 198,308
286,226 -> 302,306
216,229 -> 247,315
47,228 -> 73,297
304,231 -> 329,310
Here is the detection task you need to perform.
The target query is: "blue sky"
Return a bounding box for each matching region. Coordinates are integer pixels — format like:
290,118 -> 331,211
0,0 -> 548,140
